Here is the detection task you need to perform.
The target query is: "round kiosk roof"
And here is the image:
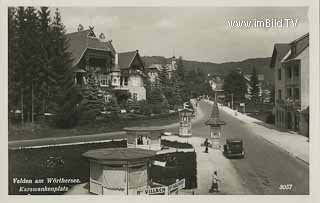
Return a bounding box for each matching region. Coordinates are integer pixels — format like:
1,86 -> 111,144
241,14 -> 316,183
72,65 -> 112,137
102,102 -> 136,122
82,148 -> 156,161
123,126 -> 166,132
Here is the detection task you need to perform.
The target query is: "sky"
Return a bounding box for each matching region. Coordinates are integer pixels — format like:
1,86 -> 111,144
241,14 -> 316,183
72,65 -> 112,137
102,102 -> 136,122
54,7 -> 308,63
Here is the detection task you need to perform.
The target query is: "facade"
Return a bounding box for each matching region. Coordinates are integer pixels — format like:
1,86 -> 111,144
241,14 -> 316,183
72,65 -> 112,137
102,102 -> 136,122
124,126 -> 164,151
66,27 -> 146,101
179,108 -> 193,137
166,56 -> 177,79
270,33 -> 309,136
146,64 -> 162,86
208,74 -> 225,102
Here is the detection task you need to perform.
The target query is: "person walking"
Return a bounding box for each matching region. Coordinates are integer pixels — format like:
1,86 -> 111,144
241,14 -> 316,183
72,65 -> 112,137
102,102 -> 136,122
211,171 -> 220,192
204,138 -> 209,153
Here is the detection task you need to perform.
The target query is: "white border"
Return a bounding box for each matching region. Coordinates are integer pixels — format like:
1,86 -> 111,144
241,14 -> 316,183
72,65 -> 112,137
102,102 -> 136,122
1,1 -> 319,203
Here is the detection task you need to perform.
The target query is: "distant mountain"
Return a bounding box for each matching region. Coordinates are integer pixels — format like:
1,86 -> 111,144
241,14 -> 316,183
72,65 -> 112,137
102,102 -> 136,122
141,56 -> 274,83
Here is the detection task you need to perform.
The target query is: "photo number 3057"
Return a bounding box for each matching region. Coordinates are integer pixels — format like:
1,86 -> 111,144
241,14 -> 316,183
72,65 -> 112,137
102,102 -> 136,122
279,184 -> 293,191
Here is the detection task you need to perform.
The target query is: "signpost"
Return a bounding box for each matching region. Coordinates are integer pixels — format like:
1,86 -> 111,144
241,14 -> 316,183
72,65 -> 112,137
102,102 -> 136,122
168,179 -> 185,194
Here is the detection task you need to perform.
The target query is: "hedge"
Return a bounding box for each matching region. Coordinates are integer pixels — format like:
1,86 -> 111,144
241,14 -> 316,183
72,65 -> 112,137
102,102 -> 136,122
149,151 -> 197,189
8,140 -> 127,195
161,140 -> 194,149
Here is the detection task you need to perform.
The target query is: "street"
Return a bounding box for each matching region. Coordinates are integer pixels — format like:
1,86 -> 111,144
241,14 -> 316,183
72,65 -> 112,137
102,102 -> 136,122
168,101 -> 309,195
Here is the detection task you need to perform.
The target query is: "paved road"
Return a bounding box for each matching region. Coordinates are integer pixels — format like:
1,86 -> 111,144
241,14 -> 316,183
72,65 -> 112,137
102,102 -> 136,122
181,101 -> 309,195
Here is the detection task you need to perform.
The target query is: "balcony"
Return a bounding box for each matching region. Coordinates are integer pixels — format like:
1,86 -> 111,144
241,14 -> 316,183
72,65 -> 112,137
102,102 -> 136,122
276,98 -> 301,110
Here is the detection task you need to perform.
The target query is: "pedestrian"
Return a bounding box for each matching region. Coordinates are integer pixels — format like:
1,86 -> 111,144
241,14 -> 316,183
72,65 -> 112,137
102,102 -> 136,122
211,171 -> 220,192
204,138 -> 209,153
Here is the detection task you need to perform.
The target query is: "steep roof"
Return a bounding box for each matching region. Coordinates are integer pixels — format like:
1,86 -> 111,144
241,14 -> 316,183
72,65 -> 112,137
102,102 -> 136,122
66,29 -> 116,67
270,33 -> 309,68
118,50 -> 138,69
147,64 -> 162,72
205,100 -> 226,126
270,43 -> 291,68
285,33 -> 309,60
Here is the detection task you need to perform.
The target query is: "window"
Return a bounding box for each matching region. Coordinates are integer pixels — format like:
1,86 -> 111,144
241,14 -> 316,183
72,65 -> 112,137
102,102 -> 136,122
278,69 -> 281,80
294,88 -> 300,100
99,75 -> 108,87
133,93 -> 138,101
287,88 -> 292,98
278,89 -> 282,100
294,64 -> 299,77
124,77 -> 128,86
287,67 -> 292,79
132,77 -> 139,87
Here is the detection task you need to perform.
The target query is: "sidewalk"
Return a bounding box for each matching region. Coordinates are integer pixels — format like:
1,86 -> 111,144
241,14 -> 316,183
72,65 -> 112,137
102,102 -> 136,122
163,135 -> 251,195
207,100 -> 309,164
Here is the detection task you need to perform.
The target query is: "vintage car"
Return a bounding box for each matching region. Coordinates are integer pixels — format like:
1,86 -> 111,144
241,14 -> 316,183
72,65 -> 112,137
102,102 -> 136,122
223,138 -> 245,158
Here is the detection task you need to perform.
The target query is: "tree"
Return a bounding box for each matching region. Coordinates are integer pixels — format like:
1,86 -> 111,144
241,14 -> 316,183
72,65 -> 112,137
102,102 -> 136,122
50,8 -> 80,128
78,72 -> 105,122
223,70 -> 247,104
176,56 -> 185,81
8,7 -> 17,121
15,7 -> 42,123
249,67 -> 260,105
38,7 -> 53,114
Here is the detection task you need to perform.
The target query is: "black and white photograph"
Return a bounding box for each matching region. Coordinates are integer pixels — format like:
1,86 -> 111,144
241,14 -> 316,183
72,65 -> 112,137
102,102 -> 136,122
3,0 -> 320,199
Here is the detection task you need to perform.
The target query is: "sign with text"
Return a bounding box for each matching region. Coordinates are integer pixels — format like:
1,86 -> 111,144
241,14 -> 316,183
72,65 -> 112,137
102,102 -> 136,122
138,186 -> 167,195
168,179 -> 185,193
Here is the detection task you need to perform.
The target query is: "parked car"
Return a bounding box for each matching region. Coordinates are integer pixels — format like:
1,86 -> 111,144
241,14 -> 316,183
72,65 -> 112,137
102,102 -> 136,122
223,138 -> 245,158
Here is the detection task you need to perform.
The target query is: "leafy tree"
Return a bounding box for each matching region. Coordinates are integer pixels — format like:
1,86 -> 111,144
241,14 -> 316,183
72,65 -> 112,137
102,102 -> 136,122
249,67 -> 260,104
114,90 -> 131,108
176,56 -> 185,81
223,70 -> 247,104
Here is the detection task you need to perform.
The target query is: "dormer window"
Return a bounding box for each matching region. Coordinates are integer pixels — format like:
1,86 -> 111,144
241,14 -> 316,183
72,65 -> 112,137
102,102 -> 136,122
291,44 -> 297,56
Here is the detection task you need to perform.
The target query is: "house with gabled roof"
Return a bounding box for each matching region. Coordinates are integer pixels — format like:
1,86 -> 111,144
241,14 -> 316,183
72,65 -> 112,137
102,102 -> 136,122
66,26 -> 146,101
270,33 -> 309,136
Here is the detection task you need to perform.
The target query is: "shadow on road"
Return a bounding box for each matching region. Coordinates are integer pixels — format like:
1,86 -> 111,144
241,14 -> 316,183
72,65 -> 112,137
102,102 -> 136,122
252,121 -> 296,134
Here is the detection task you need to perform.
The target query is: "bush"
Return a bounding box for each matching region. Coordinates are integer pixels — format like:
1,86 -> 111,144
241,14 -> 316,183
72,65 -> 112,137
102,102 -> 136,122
266,113 -> 275,124
161,140 -> 193,149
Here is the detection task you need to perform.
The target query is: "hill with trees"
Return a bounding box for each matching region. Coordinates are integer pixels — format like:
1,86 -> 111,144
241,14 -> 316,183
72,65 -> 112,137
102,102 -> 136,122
142,56 -> 273,83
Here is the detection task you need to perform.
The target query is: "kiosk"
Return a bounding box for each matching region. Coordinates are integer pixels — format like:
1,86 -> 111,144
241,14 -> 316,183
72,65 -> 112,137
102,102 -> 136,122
179,108 -> 193,137
124,126 -> 165,151
205,94 -> 226,148
83,148 -> 156,195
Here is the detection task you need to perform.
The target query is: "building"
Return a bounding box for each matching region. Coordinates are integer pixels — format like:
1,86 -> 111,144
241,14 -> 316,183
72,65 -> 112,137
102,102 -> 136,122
208,74 -> 225,102
114,51 -> 147,101
165,56 -> 177,79
146,64 -> 162,86
66,27 -> 146,101
270,33 -> 309,136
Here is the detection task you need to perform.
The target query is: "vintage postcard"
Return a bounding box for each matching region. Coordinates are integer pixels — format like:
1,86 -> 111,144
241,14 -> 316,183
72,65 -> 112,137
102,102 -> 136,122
2,0 -> 319,202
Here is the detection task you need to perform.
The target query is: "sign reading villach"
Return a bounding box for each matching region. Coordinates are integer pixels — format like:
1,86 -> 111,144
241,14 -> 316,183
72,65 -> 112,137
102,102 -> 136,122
138,179 -> 185,195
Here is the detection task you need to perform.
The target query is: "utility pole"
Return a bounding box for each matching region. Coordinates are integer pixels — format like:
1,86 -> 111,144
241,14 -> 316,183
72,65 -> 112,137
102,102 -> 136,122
21,88 -> 24,125
231,93 -> 234,110
31,80 -> 34,123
